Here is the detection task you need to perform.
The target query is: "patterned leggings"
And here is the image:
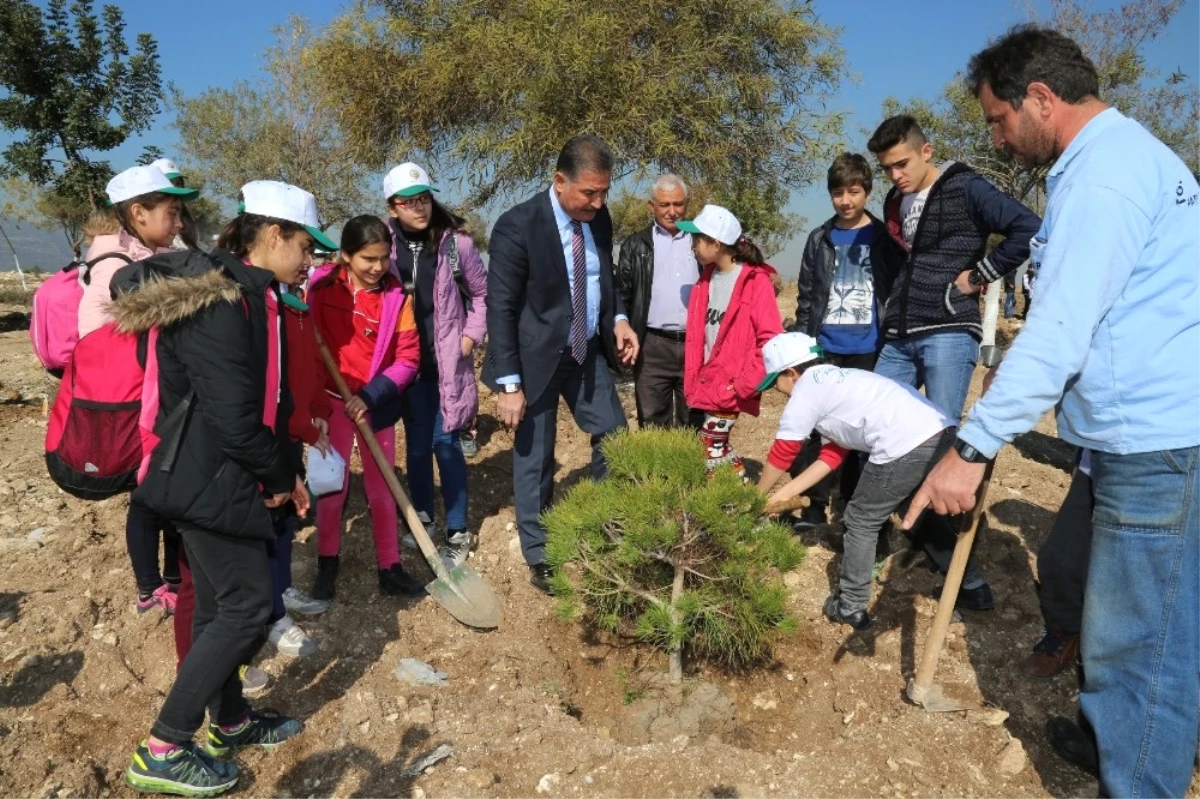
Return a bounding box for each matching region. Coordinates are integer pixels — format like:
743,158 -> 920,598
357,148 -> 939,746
699,412 -> 744,478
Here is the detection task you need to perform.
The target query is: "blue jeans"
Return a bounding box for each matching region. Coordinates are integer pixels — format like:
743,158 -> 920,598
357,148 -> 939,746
400,377 -> 468,531
1082,447 -> 1199,798
874,330 -> 979,422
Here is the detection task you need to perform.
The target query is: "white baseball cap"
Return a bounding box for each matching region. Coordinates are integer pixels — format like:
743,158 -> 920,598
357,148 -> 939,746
240,180 -> 339,251
676,204 -> 742,246
106,165 -> 198,205
757,332 -> 825,391
383,162 -> 439,200
151,158 -> 183,180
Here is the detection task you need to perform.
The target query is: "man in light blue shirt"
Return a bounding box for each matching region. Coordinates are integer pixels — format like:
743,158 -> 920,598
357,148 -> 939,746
906,27 -> 1199,798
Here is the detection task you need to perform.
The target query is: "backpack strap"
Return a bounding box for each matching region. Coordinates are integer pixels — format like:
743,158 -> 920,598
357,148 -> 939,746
80,251 -> 134,287
156,389 -> 195,474
446,232 -> 473,313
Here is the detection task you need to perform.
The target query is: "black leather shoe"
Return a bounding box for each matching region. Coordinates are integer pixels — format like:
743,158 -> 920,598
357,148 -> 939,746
311,555 -> 339,601
823,594 -> 870,630
931,582 -> 995,611
1046,715 -> 1099,777
379,564 -> 427,596
529,563 -> 555,595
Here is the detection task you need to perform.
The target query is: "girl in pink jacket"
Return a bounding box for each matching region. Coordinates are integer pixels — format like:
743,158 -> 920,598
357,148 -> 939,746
79,164 -> 198,337
678,205 -> 783,477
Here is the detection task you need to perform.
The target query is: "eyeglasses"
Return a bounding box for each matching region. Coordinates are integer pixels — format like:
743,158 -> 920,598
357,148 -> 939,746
394,193 -> 432,210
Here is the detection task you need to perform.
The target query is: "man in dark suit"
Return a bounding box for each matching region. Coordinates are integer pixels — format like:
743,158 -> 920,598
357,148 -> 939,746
486,134 -> 639,594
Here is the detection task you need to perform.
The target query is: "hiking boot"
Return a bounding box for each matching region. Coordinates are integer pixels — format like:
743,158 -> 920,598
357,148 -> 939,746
239,665 -> 269,697
823,594 -> 871,630
402,512 -> 437,549
125,740 -> 239,797
310,555 -> 339,601
791,504 -> 827,532
1046,716 -> 1099,777
282,586 -> 331,616
439,530 -> 477,570
268,615 -> 317,658
529,563 -> 556,595
137,584 -> 177,615
931,582 -> 995,611
1020,629 -> 1080,679
379,563 -> 427,596
201,709 -> 304,759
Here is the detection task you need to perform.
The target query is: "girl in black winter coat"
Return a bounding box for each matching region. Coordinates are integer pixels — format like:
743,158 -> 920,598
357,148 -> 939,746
112,180 -> 338,797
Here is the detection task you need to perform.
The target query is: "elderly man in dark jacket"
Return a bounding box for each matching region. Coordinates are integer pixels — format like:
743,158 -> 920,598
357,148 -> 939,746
615,174 -> 700,429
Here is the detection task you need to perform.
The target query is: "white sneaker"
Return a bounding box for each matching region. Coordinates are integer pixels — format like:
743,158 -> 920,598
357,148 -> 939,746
282,586 -> 331,616
402,511 -> 437,549
268,615 -> 317,658
439,530 -> 477,570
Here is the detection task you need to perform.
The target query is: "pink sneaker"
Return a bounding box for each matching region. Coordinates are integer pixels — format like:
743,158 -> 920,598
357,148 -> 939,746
136,584 -> 177,615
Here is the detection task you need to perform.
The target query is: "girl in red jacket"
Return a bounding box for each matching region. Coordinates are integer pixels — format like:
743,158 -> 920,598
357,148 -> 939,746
307,215 -> 424,600
678,205 -> 784,476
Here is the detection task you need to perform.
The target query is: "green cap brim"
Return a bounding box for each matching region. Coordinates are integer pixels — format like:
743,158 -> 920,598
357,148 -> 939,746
163,171 -> 183,180
676,220 -> 702,235
392,184 -> 438,198
756,371 -> 782,392
306,226 -> 339,251
160,186 -> 199,201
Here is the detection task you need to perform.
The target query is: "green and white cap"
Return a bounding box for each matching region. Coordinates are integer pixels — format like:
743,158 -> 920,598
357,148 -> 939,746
383,162 -> 439,199
240,180 -> 338,251
757,332 -> 824,392
151,158 -> 183,180
676,204 -> 742,246
106,165 -> 198,204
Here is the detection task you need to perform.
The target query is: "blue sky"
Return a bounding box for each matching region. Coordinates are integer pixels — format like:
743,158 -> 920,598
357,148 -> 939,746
2,0 -> 1198,272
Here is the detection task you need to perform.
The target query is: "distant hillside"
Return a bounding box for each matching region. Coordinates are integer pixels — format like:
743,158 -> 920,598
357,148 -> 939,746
0,217 -> 74,273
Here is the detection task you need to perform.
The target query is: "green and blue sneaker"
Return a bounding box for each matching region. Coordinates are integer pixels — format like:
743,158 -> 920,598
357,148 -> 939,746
201,709 -> 304,758
125,740 -> 239,797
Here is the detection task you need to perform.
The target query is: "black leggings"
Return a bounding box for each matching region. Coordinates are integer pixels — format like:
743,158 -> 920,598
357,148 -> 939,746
151,525 -> 271,743
126,501 -> 181,596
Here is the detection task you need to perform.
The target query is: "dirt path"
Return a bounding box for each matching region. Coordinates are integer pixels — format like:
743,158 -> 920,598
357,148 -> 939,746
0,287 -> 1196,797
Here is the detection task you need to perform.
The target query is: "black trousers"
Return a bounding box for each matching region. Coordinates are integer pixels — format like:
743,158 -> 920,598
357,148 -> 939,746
1037,468 -> 1094,634
789,350 -> 879,506
126,500 -> 181,596
151,525 -> 272,743
513,338 -> 628,565
633,329 -> 701,430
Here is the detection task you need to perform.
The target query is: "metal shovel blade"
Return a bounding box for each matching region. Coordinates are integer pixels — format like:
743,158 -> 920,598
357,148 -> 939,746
426,561 -> 502,630
906,678 -> 976,713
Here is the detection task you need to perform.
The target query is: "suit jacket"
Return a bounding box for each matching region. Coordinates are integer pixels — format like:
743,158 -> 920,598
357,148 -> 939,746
485,189 -> 625,405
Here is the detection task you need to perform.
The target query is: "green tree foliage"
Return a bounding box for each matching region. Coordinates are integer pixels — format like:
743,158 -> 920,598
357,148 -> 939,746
544,428 -> 803,683
172,16 -> 370,227
0,0 -> 163,215
878,0 -> 1198,209
305,0 -> 845,221
608,180 -> 803,259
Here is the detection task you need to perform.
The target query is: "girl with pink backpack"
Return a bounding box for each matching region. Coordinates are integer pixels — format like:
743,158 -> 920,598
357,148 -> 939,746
92,165 -> 200,614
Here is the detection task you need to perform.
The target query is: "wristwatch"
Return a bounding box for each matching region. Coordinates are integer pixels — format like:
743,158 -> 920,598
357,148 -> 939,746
967,268 -> 985,287
953,437 -> 992,464
501,382 -> 523,394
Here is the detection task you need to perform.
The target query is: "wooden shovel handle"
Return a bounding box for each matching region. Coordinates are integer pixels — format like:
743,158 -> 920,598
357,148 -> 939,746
312,326 -> 450,582
763,494 -> 812,515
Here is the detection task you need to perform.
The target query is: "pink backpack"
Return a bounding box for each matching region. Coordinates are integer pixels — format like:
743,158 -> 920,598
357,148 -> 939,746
29,252 -> 133,375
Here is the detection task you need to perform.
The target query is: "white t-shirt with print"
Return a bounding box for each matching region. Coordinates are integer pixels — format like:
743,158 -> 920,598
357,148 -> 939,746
777,365 -> 954,464
900,185 -> 932,245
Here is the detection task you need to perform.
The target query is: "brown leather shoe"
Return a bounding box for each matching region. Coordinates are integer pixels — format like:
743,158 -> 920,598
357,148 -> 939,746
1020,629 -> 1080,679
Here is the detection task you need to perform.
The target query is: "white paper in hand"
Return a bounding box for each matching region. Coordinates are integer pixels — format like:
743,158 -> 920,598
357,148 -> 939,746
307,446 -> 346,497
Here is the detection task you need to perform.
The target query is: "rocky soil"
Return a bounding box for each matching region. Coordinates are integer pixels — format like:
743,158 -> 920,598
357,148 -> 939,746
1,281 -> 1196,798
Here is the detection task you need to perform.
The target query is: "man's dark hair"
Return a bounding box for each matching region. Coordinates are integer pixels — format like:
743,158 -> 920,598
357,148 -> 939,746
555,134 -> 614,179
867,115 -> 927,155
827,153 -> 873,194
967,25 -> 1100,108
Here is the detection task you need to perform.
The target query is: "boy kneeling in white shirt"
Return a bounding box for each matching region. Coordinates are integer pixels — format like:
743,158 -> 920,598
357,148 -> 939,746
757,333 -> 990,630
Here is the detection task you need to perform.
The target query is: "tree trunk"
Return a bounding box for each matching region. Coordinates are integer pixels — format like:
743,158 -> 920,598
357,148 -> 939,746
668,562 -> 685,684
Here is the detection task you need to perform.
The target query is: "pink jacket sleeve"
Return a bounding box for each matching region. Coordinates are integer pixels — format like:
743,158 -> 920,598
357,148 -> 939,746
458,233 -> 489,345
